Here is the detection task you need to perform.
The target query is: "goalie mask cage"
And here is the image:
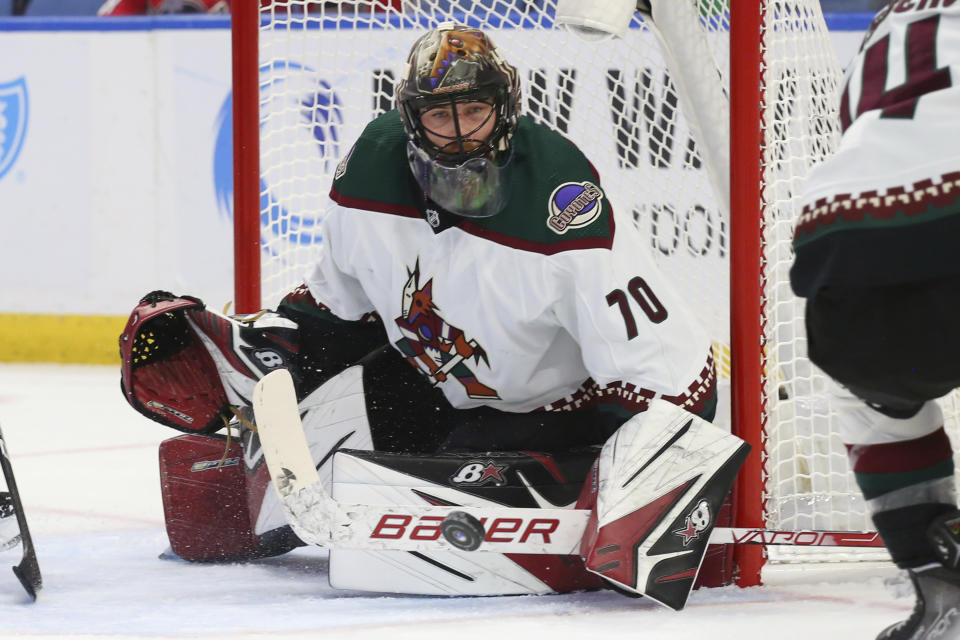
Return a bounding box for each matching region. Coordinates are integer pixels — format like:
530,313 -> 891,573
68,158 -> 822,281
231,1 -> 960,586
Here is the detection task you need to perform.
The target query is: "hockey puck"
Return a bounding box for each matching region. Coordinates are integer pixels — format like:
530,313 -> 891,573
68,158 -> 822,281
441,511 -> 485,552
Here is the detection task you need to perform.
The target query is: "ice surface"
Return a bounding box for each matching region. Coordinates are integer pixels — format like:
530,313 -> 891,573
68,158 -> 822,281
0,363 -> 913,639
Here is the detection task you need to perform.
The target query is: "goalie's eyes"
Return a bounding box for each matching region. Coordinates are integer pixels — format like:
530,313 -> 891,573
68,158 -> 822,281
420,102 -> 495,136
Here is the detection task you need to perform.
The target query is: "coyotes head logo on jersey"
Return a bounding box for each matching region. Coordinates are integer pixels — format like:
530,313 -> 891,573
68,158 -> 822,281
393,259 -> 500,400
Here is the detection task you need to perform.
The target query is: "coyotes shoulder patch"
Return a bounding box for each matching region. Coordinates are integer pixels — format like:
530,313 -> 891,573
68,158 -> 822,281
546,181 -> 604,234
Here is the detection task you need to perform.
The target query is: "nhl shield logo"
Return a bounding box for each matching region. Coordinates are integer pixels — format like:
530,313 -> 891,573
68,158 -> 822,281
0,77 -> 28,181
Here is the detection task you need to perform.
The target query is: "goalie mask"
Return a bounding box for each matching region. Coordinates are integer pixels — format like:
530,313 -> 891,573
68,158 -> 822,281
397,24 -> 521,218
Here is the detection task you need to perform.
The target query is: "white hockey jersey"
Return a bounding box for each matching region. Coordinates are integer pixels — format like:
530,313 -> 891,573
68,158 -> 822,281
303,112 -> 714,416
792,1 -> 960,295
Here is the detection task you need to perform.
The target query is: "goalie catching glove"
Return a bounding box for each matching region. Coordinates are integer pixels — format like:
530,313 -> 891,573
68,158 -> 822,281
119,290 -> 301,433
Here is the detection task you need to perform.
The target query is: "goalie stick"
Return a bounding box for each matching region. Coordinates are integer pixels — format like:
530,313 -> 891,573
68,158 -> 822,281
253,369 -> 885,555
0,422 -> 41,600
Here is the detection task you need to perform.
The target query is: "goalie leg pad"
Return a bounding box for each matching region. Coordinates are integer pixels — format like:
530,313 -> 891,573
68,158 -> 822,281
578,399 -> 750,610
328,448 -> 603,595
159,434 -> 301,561
247,365 -> 375,537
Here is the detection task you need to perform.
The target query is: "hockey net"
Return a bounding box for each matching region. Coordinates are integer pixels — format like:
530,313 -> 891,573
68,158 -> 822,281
233,0 -> 960,582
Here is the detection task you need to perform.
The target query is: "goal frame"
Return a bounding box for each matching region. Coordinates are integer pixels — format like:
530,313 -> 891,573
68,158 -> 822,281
233,0 -> 781,588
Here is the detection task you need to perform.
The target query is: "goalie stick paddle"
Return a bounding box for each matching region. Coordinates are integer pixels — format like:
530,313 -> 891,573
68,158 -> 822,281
252,370 -> 319,500
0,422 -> 41,601
253,370 -> 886,555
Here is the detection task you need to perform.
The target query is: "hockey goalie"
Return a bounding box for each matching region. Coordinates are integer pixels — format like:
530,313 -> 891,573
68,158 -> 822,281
118,22 -> 747,610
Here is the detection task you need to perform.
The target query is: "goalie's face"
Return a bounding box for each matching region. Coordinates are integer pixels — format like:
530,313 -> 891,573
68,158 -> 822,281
405,93 -> 512,219
418,99 -> 497,159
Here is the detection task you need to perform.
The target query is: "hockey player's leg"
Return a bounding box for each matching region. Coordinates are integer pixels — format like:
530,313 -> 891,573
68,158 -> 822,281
833,414 -> 958,627
807,281 -> 960,639
319,351 -> 736,597
302,348 -> 626,595
251,353 -> 739,596
835,389 -> 954,567
830,386 -> 960,640
876,512 -> 960,640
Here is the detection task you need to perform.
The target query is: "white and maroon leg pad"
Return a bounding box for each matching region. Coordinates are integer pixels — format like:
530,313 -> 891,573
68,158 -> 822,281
246,365 -> 375,537
328,449 -> 603,595
578,399 -> 749,610
159,434 -> 262,561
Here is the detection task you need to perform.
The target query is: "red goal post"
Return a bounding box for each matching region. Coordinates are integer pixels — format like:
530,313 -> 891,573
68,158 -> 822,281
230,0 -> 888,587
232,0 -> 260,315
728,0 -> 765,587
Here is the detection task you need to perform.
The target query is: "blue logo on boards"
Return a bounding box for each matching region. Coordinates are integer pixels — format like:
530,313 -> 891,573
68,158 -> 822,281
0,77 -> 29,181
213,61 -> 343,256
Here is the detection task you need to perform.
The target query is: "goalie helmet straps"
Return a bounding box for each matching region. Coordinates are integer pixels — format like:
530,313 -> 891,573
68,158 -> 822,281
119,291 -> 231,434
